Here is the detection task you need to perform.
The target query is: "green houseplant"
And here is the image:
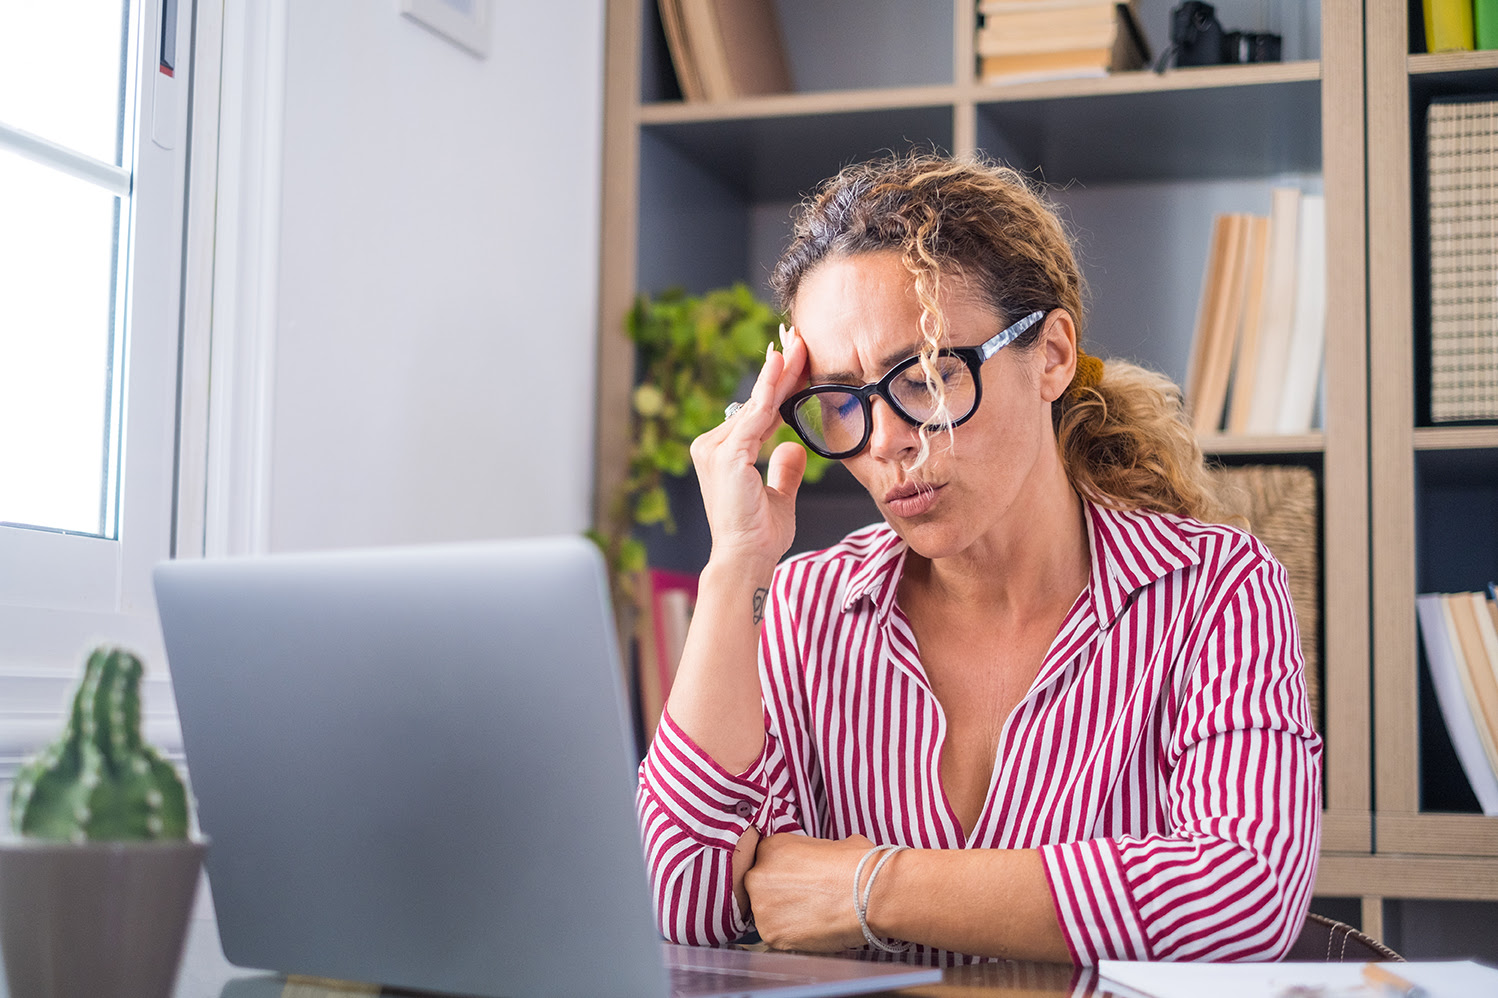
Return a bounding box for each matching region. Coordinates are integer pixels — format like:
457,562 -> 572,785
592,283 -> 830,596
0,646 -> 205,998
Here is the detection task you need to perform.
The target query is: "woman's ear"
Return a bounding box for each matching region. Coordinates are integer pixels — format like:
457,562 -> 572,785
1036,310 -> 1078,404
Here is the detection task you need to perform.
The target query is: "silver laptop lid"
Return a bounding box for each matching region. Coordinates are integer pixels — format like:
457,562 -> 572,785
155,537 -> 669,998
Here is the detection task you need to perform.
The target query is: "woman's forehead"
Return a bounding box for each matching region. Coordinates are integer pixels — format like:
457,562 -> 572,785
793,256 -> 995,381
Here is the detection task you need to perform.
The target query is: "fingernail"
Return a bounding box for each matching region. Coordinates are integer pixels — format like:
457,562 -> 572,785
778,322 -> 787,347
766,342 -> 775,360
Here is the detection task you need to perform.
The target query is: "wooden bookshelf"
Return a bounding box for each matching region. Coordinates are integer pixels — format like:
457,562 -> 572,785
1365,2 -> 1498,900
597,0 -> 1379,906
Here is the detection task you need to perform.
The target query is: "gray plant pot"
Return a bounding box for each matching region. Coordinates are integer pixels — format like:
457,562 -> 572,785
0,838 -> 206,998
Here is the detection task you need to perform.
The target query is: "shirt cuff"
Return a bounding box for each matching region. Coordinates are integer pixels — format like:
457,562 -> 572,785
640,707 -> 771,850
1040,838 -> 1152,964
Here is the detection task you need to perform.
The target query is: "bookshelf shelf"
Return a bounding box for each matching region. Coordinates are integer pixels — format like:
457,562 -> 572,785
1199,433 -> 1325,456
640,104 -> 957,201
1377,814 -> 1498,858
638,85 -> 961,124
974,74 -> 1321,183
1409,50 -> 1498,76
973,60 -> 1321,102
1316,854 -> 1498,899
1414,426 -> 1498,451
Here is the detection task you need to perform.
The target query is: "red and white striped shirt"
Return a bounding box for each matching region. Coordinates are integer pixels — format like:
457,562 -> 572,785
637,501 -> 1322,964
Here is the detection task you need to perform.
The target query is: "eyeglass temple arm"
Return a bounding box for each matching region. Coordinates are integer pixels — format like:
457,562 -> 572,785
976,310 -> 1048,362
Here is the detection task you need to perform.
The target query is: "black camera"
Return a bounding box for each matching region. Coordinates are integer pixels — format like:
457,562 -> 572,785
1166,2 -> 1282,68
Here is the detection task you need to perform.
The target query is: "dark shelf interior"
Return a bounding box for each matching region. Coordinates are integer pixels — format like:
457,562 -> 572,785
977,77 -> 1322,185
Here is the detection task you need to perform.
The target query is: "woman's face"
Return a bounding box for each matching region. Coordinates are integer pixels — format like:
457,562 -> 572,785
790,251 -> 1076,560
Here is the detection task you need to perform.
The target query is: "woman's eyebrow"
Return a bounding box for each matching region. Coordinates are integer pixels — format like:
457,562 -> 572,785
809,342 -> 924,385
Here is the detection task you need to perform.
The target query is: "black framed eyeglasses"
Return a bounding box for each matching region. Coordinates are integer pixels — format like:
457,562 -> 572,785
778,310 -> 1048,459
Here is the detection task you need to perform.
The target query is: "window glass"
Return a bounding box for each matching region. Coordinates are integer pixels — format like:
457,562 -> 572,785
0,0 -> 131,165
0,152 -> 122,536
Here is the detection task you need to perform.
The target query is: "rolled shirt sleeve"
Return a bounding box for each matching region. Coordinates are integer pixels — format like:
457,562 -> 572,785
637,705 -> 807,943
1040,557 -> 1322,963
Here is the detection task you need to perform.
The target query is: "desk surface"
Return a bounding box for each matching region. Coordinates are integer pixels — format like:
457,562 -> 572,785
1,910 -> 1096,998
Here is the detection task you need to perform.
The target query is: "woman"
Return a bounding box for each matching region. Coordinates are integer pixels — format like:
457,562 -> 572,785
635,154 -> 1321,965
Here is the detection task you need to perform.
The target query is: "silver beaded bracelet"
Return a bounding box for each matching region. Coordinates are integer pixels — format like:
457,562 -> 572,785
852,843 -> 912,954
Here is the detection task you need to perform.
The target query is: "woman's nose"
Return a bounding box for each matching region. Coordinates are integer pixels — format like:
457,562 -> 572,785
866,396 -> 919,462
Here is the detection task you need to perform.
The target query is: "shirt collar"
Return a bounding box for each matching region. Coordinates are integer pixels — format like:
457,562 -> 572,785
839,528 -> 908,619
1084,501 -> 1201,629
836,501 -> 1201,629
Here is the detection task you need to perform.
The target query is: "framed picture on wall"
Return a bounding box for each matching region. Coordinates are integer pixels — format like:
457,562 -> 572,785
401,0 -> 490,59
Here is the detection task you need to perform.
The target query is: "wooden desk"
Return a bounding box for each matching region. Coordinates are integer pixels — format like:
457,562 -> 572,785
0,911 -> 1100,998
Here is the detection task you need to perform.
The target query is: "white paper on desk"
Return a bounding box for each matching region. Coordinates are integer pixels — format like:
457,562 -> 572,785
1097,959 -> 1498,998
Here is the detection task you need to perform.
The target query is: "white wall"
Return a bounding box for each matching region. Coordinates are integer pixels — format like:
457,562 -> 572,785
267,0 -> 604,552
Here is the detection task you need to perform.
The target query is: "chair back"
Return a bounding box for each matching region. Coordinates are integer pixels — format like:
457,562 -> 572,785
1286,912 -> 1403,961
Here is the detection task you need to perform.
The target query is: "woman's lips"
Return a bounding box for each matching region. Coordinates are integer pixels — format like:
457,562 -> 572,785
884,483 -> 943,518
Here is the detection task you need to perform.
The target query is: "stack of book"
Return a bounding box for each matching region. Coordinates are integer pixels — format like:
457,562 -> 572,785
658,0 -> 791,102
1417,586 -> 1498,815
1183,189 -> 1326,437
976,0 -> 1148,85
1427,98 -> 1498,423
634,568 -> 698,744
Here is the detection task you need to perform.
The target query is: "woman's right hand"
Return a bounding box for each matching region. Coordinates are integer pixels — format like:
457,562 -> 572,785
689,328 -> 810,570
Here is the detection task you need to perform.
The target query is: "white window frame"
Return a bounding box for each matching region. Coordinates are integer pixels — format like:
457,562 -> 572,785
0,0 -> 287,783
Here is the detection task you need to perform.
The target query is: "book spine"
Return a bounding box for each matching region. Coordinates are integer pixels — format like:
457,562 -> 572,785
1480,0 -> 1498,49
1417,594 -> 1498,815
1425,0 -> 1477,52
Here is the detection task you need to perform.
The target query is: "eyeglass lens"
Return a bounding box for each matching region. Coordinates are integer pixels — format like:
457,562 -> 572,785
788,354 -> 978,457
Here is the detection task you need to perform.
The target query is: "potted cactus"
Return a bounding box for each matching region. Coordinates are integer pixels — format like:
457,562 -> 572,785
0,646 -> 205,998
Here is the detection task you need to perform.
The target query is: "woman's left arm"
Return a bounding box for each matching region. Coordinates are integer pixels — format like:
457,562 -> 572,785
747,833 -> 1070,961
748,555 -> 1321,963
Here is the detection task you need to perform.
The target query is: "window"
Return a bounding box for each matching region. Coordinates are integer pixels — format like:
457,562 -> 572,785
0,1 -> 192,779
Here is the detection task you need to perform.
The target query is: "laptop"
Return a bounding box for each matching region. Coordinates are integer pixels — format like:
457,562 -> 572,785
154,537 -> 942,998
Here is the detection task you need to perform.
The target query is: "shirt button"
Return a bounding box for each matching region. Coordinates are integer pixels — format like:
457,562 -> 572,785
734,800 -> 754,818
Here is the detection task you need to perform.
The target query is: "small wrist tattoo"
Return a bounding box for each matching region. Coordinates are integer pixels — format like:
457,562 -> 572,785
752,588 -> 769,624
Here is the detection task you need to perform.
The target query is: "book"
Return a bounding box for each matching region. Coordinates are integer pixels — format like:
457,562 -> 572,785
1275,192 -> 1326,433
634,572 -> 665,744
979,47 -> 1115,82
658,0 -> 705,101
1224,215 -> 1271,433
1472,589 -> 1498,690
633,568 -> 700,744
1424,0 -> 1476,52
648,567 -> 697,708
1427,99 -> 1498,422
1448,591 -> 1498,777
678,0 -> 791,102
976,3 -> 1119,56
1416,594 -> 1498,815
978,4 -> 1117,38
1186,214 -> 1247,435
1240,187 -> 1303,434
978,0 -> 1118,10
1480,0 -> 1498,50
1197,214 -> 1261,436
1184,214 -> 1232,426
978,2 -> 1146,84
1208,465 -> 1321,722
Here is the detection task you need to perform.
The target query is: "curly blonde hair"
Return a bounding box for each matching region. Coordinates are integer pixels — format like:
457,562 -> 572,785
769,151 -> 1229,523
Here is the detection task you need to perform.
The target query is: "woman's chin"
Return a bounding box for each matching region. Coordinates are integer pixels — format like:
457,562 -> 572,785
881,514 -> 971,561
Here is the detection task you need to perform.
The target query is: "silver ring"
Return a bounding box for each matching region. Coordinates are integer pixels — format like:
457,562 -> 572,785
723,402 -> 744,421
